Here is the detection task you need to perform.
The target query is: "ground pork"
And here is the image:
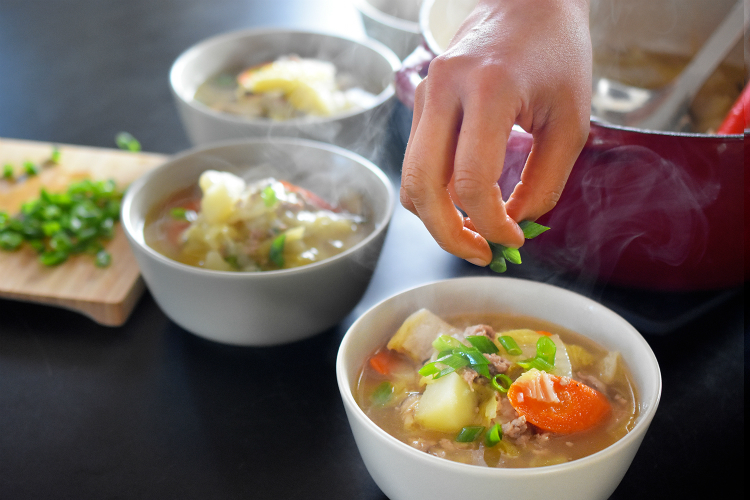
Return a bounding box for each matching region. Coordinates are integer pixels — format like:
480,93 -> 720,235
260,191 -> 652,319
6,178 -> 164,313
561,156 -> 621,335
463,324 -> 496,340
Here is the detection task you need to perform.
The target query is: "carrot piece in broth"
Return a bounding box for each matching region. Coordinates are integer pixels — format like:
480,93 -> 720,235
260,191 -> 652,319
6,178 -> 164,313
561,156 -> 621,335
369,349 -> 402,376
507,369 -> 611,434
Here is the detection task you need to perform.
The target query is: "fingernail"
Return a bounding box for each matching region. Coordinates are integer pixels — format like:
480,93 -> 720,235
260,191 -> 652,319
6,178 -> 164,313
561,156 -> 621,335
466,257 -> 488,267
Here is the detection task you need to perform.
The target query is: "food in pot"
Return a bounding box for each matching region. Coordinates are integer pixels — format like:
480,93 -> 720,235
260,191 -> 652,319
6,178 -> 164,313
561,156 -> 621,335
593,47 -> 746,133
355,309 -> 638,468
194,55 -> 378,120
144,170 -> 373,271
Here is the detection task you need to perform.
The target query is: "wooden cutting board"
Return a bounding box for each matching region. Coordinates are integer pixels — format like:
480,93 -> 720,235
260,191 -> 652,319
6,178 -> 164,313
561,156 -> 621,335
0,137 -> 168,326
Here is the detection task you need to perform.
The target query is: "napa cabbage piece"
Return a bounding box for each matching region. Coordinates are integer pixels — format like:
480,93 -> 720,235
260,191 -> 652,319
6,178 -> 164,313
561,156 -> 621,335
598,351 -> 623,384
387,309 -> 463,363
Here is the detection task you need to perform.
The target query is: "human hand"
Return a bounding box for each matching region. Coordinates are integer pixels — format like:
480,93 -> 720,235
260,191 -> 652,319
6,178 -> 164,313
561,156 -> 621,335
400,0 -> 592,266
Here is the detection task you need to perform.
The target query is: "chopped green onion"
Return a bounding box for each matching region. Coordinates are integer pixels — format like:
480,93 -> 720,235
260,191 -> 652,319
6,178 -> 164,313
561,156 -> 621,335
501,246 -> 522,265
498,335 -> 523,356
486,221 -> 551,273
40,250 -> 68,266
0,231 -> 23,250
465,335 -> 499,354
370,381 -> 394,406
224,255 -> 241,269
432,335 -> 462,352
261,185 -> 277,207
23,161 -> 40,176
170,207 -> 188,220
488,243 -> 507,273
456,426 -> 485,443
516,337 -> 557,372
455,344 -> 489,367
50,146 -> 61,164
536,336 -> 557,365
485,423 -> 503,447
3,163 -> 13,179
491,373 -> 513,393
95,249 -> 112,268
115,131 -> 141,152
269,233 -> 286,267
519,220 -> 550,239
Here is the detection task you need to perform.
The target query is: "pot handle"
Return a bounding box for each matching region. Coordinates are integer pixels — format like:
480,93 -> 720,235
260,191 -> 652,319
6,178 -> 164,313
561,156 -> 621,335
395,42 -> 436,110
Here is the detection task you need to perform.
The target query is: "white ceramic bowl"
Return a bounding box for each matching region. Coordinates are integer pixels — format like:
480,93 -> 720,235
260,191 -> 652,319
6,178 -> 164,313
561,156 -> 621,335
122,138 -> 394,346
337,277 -> 661,500
353,0 -> 423,60
170,28 -> 400,161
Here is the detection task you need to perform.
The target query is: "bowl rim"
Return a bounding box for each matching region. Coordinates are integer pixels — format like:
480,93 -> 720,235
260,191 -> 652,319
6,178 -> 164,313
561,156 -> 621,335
352,0 -> 421,33
336,276 -> 663,477
121,137 -> 395,279
169,27 -> 402,126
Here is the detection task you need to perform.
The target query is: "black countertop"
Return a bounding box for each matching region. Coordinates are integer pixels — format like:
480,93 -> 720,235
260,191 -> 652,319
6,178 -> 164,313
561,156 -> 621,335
0,1 -> 744,498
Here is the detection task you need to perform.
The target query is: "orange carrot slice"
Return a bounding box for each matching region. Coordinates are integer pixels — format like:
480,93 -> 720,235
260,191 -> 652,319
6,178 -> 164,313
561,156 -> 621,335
279,180 -> 338,212
369,349 -> 401,376
507,369 -> 611,434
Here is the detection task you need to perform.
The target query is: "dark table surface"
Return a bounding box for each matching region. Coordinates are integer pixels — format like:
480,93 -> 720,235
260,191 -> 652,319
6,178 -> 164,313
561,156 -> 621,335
0,1 -> 744,498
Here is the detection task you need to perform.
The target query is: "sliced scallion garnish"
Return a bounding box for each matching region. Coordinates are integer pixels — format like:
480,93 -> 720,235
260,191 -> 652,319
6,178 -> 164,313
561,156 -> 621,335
115,131 -> 141,152
517,336 -> 557,372
456,426 -> 485,443
498,335 -> 523,356
269,233 -> 286,268
487,220 -> 550,273
490,373 -> 512,393
465,335 -> 499,354
485,423 -> 503,447
261,185 -> 277,207
370,381 -> 394,406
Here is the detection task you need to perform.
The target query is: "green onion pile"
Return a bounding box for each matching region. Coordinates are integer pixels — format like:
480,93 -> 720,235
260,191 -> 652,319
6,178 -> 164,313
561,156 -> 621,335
0,179 -> 123,267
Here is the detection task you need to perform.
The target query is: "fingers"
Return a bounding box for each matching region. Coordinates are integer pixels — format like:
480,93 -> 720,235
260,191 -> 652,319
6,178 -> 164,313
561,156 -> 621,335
504,112 -> 589,223
450,83 -> 525,249
400,71 -> 494,265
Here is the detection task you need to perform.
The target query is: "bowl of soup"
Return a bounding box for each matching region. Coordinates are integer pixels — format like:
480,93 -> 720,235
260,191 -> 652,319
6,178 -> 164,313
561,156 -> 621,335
170,28 -> 400,161
121,138 -> 394,345
336,276 -> 661,500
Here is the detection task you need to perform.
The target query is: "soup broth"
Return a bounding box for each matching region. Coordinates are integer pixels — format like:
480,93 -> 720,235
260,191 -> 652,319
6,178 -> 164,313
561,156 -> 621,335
355,310 -> 639,468
144,171 -> 374,272
194,55 -> 378,121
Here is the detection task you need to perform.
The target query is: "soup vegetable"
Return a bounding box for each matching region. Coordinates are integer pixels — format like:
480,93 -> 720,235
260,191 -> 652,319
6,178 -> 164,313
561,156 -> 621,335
144,170 -> 373,271
194,55 -> 378,121
356,309 -> 639,468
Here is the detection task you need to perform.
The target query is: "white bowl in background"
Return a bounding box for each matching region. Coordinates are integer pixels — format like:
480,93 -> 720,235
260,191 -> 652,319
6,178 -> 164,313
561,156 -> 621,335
122,138 -> 394,346
337,276 -> 661,500
170,29 -> 400,161
353,0 -> 423,60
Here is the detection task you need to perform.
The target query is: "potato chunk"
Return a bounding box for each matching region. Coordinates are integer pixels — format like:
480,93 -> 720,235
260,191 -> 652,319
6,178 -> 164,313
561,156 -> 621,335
414,372 -> 478,433
198,170 -> 246,224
